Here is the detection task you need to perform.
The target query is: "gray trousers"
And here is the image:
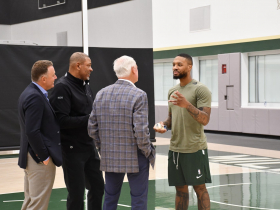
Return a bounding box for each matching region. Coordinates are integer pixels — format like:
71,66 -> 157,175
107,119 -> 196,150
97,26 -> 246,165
21,153 -> 56,210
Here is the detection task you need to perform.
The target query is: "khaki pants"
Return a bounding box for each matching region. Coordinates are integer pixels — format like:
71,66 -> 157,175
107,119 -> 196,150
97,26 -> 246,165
21,153 -> 56,210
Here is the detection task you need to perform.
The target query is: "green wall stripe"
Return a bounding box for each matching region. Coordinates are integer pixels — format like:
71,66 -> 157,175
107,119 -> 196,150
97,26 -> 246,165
0,154 -> 18,159
153,38 -> 280,59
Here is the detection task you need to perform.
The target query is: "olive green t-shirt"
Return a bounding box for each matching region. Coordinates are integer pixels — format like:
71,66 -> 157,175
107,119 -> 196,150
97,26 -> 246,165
168,79 -> 211,153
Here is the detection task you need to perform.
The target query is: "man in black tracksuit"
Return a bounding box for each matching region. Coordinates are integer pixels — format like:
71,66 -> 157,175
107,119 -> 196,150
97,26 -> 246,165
50,52 -> 104,210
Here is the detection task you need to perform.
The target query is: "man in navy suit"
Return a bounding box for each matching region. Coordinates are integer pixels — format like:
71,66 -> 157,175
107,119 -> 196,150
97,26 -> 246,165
18,60 -> 62,210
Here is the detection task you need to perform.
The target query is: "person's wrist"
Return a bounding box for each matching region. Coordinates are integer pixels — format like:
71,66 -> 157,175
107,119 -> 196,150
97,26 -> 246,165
184,101 -> 190,109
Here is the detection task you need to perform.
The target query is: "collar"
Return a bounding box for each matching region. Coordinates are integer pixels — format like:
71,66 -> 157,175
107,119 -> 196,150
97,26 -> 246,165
32,82 -> 48,96
66,72 -> 89,86
118,79 -> 136,87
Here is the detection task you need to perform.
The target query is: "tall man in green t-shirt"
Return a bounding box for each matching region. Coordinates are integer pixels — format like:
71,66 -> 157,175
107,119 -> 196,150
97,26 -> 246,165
154,53 -> 212,210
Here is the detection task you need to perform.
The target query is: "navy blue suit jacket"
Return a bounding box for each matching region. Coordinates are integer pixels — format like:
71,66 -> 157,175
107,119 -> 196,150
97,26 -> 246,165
18,83 -> 62,169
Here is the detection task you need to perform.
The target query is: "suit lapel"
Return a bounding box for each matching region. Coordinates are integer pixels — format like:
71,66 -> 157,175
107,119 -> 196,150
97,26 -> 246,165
45,97 -> 56,116
31,83 -> 57,117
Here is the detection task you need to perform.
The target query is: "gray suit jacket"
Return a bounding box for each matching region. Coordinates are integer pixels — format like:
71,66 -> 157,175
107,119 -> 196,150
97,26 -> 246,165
88,80 -> 155,173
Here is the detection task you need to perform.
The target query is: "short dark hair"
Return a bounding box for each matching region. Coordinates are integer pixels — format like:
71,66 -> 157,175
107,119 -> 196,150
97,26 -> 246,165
31,60 -> 53,82
69,52 -> 89,66
177,53 -> 193,65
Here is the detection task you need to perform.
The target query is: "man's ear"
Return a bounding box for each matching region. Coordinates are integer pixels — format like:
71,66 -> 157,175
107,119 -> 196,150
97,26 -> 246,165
40,75 -> 46,83
77,62 -> 81,70
131,66 -> 136,74
188,65 -> 193,72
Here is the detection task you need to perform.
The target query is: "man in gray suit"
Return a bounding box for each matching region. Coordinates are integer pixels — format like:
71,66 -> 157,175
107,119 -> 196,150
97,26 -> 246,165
88,55 -> 155,210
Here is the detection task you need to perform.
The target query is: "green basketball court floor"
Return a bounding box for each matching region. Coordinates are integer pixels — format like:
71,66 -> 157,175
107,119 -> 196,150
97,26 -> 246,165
1,133 -> 280,210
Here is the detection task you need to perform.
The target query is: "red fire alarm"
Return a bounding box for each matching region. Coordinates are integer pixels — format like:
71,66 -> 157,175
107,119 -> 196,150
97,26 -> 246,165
222,64 -> 227,74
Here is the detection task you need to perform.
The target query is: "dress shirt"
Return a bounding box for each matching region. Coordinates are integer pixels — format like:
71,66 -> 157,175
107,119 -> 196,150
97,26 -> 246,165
32,82 -> 48,98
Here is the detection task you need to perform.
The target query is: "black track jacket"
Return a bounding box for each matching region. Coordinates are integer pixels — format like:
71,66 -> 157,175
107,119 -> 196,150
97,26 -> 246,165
50,72 -> 96,153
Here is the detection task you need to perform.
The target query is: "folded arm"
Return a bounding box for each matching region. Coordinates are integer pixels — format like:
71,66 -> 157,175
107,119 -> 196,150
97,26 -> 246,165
50,83 -> 89,129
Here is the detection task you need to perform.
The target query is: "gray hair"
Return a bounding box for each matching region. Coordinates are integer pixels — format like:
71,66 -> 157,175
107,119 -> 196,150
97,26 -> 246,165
113,55 -> 136,78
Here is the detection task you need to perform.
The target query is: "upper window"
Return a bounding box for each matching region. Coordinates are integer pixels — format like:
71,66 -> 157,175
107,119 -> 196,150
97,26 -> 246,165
249,54 -> 280,103
199,59 -> 218,102
154,62 -> 177,102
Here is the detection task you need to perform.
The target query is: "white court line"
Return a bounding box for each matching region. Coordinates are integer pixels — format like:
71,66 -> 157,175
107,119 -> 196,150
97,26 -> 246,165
117,204 -> 131,207
210,155 -> 249,159
210,200 -> 280,210
270,169 -> 280,171
0,150 -> 19,155
85,189 -> 88,210
3,200 -> 24,202
207,183 -> 251,189
208,183 -> 280,210
240,162 -> 280,165
223,159 -> 279,164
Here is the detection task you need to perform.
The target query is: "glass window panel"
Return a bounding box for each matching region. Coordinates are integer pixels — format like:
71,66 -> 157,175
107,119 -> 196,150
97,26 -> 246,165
264,54 -> 280,103
153,62 -> 176,101
199,59 -> 218,102
249,54 -> 280,104
211,60 -> 218,102
200,60 -> 207,84
248,56 -> 256,103
163,63 -> 176,100
258,56 -> 265,103
154,63 -> 164,101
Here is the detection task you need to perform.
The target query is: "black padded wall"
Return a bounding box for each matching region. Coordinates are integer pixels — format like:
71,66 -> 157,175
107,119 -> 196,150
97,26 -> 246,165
2,0 -> 131,25
89,47 -> 156,141
0,1 -> 11,24
0,45 -> 82,149
0,45 -> 155,149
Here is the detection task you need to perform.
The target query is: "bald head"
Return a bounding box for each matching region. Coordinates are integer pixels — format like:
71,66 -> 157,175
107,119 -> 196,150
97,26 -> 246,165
68,52 -> 93,81
69,52 -> 89,67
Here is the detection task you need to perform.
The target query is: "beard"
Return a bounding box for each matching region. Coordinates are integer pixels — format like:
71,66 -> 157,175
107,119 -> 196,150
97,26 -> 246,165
173,72 -> 187,79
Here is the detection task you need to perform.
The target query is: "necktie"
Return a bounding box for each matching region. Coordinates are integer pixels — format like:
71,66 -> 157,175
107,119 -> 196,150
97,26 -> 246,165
44,93 -> 49,101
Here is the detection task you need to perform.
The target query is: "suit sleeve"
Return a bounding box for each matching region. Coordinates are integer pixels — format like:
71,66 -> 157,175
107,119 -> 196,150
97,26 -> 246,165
88,98 -> 100,149
24,95 -> 49,161
50,83 -> 89,129
133,92 -> 155,166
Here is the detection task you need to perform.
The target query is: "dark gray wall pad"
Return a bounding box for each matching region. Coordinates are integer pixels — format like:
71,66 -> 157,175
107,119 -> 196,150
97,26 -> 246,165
0,1 -> 11,24
0,45 -> 155,149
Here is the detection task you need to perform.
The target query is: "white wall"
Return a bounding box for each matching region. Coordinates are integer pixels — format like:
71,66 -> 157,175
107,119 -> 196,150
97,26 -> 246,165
11,12 -> 83,46
152,0 -> 280,48
88,0 -> 153,48
0,25 -> 11,40
9,0 -> 153,48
